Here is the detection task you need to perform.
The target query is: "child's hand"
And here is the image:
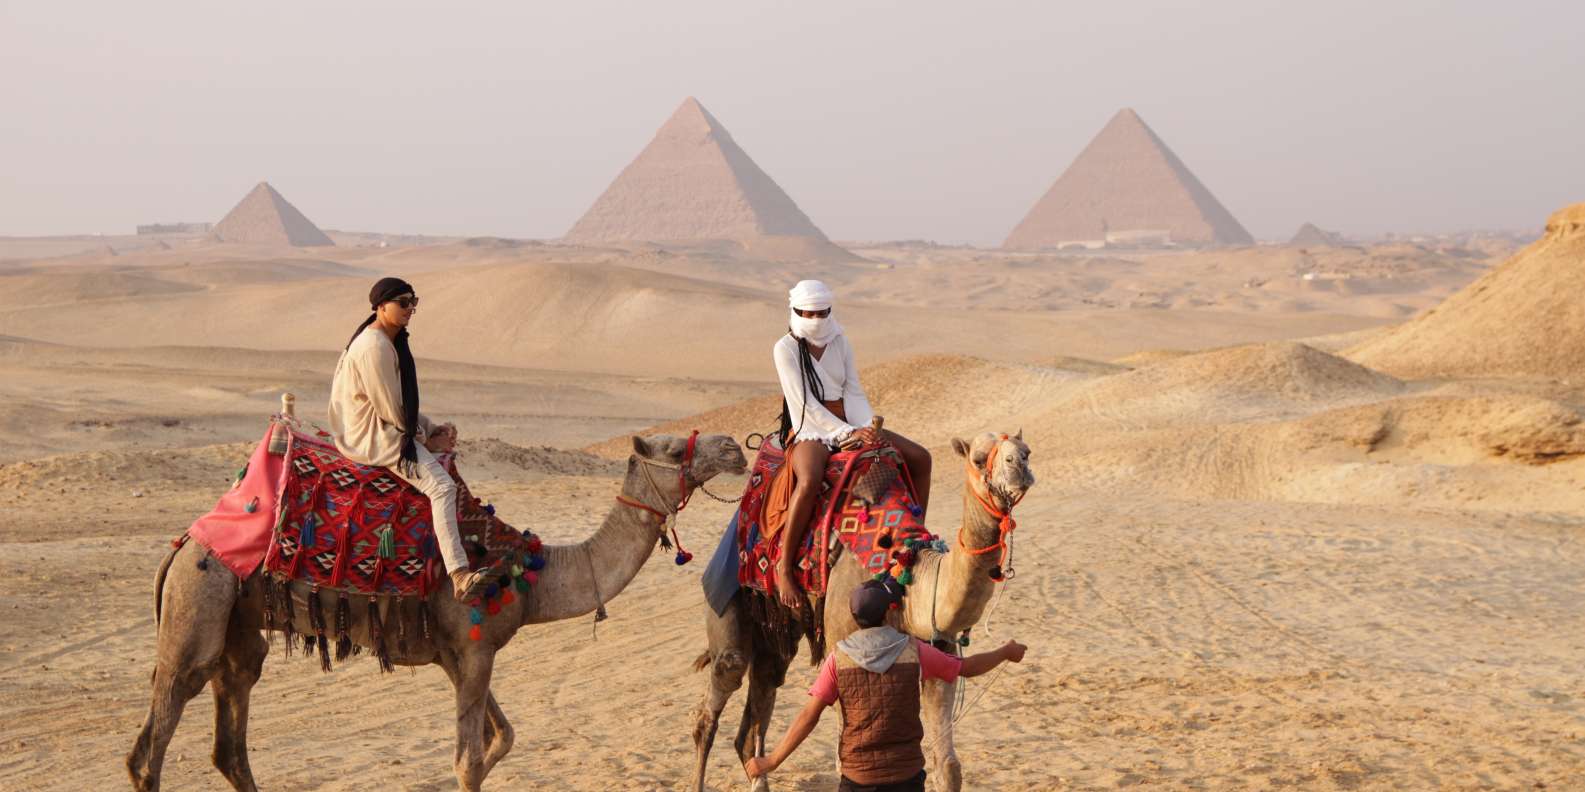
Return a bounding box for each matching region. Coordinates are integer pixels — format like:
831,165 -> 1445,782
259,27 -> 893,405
1001,640 -> 1028,663
745,756 -> 774,778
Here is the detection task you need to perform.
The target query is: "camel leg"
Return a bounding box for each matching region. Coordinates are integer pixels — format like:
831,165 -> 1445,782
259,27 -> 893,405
480,692 -> 514,776
440,647 -> 496,792
211,610 -> 269,791
921,677 -> 962,792
127,541 -> 237,791
691,601 -> 751,792
734,650 -> 791,792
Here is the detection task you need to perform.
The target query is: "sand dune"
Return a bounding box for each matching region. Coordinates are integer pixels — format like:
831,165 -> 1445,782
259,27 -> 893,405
1349,203 -> 1585,381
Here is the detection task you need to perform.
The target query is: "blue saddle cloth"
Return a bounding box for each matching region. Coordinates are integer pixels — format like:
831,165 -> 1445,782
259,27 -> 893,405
702,514 -> 742,616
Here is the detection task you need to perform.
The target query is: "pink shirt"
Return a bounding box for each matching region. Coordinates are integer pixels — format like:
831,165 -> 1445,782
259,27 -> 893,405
809,639 -> 963,705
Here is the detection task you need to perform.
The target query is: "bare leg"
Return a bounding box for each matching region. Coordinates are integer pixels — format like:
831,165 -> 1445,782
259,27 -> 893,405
884,429 -> 933,517
921,677 -> 962,792
211,612 -> 269,792
691,600 -> 751,792
735,652 -> 792,792
777,440 -> 830,611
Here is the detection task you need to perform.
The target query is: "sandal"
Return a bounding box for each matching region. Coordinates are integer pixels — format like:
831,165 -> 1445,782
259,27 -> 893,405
451,565 -> 499,602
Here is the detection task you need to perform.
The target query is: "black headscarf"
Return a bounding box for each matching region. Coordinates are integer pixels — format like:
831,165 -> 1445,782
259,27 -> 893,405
347,277 -> 421,474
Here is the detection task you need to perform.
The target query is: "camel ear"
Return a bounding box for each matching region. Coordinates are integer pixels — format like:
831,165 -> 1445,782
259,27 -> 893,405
951,437 -> 971,458
631,436 -> 653,457
1014,428 -> 1023,441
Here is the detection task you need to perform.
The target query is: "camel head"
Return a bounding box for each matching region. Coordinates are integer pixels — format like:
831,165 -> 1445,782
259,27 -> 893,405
629,433 -> 748,504
951,430 -> 1034,510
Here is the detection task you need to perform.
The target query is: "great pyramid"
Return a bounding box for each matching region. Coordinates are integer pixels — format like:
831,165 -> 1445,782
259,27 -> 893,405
1347,203 -> 1585,381
565,97 -> 849,259
1290,222 -> 1347,247
213,182 -> 333,246
1004,109 -> 1253,249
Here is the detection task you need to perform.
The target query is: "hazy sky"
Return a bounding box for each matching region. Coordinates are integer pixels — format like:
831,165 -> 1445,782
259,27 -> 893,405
2,1 -> 1580,244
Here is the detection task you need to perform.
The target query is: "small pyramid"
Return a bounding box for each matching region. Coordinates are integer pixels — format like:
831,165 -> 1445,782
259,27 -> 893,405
1004,109 -> 1252,249
565,98 -> 838,251
1290,222 -> 1346,247
213,182 -> 333,246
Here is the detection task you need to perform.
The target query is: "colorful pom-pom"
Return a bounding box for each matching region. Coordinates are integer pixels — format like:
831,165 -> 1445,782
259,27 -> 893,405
501,590 -> 514,606
468,625 -> 482,641
675,550 -> 694,565
484,583 -> 500,599
526,537 -> 543,553
484,503 -> 496,516
898,568 -> 914,586
908,504 -> 923,518
486,599 -> 501,616
873,572 -> 888,582
514,578 -> 529,593
468,608 -> 483,625
528,556 -> 546,572
524,571 -> 538,586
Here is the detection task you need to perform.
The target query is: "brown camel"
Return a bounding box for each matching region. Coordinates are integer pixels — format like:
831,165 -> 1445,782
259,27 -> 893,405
127,432 -> 746,792
690,431 -> 1034,792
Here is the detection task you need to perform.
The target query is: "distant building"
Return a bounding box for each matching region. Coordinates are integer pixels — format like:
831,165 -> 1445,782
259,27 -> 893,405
136,222 -> 212,235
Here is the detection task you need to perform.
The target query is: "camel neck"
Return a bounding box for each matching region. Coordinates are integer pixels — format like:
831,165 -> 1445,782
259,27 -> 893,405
517,465 -> 668,625
913,489 -> 1004,637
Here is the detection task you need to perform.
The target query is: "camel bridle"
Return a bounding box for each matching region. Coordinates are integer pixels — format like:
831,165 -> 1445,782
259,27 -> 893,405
957,433 -> 1027,582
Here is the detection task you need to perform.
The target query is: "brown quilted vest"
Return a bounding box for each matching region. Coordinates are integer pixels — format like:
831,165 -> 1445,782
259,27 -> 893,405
834,640 -> 925,785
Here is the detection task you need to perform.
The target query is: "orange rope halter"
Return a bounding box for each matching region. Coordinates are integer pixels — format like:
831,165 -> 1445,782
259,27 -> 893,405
957,433 -> 1024,581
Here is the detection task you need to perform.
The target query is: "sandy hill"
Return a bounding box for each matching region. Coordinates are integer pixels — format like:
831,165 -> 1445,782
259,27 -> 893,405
213,182 -> 334,247
1348,203 -> 1585,381
1004,108 -> 1253,249
586,354 -> 1080,458
1050,341 -> 1404,426
564,97 -> 851,261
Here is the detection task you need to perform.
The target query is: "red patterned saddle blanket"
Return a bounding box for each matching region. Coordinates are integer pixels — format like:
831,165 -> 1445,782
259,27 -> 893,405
260,427 -> 541,600
734,440 -> 933,597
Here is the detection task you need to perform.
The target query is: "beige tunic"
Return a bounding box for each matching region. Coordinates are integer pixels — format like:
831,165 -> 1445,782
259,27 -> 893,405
328,326 -> 433,467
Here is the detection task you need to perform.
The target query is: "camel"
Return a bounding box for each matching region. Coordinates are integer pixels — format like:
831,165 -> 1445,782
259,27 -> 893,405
127,432 -> 747,792
690,431 -> 1034,792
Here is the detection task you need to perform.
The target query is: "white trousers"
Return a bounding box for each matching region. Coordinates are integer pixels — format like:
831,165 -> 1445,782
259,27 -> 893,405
391,444 -> 468,574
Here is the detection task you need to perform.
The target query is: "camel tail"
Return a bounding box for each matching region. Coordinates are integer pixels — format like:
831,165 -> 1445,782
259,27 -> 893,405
152,535 -> 185,626
692,650 -> 713,672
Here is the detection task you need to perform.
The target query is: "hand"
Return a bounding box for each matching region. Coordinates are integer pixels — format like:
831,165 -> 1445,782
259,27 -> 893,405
745,756 -> 774,779
425,423 -> 457,454
849,427 -> 881,446
1001,640 -> 1028,663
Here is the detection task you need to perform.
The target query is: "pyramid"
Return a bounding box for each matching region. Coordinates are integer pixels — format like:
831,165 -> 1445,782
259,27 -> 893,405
213,182 -> 333,246
1347,203 -> 1585,381
1004,109 -> 1253,249
1290,222 -> 1346,247
565,98 -> 844,256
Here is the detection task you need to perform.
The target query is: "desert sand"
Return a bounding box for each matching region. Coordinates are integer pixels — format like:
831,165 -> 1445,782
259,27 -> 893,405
2,211 -> 1583,791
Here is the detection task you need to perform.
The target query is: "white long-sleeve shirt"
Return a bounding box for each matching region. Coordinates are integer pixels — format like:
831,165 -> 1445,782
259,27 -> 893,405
773,332 -> 875,444
327,326 -> 434,467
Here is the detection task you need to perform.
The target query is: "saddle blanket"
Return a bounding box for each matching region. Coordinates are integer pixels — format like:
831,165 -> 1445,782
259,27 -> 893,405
731,439 -> 930,598
190,420 -> 540,599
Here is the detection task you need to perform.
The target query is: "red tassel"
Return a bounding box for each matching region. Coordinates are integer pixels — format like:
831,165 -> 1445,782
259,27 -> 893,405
468,625 -> 482,641
486,599 -> 501,616
501,590 -> 515,606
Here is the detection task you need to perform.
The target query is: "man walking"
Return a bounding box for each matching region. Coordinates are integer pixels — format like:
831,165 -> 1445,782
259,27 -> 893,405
746,580 -> 1027,791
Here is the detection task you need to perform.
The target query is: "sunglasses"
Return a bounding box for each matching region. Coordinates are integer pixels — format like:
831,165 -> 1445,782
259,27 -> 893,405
794,307 -> 830,318
390,296 -> 419,310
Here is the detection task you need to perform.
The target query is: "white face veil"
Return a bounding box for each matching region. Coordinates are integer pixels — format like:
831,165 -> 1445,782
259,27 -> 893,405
788,279 -> 841,346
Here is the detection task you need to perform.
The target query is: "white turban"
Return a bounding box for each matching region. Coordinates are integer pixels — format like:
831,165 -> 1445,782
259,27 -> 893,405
788,280 -> 834,311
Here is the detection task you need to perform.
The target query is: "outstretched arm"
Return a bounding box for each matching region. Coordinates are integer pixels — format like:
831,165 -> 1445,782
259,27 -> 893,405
960,639 -> 1027,678
745,694 -> 829,778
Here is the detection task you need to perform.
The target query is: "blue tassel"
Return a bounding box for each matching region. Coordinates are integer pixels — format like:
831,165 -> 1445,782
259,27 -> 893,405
484,582 -> 500,599
528,556 -> 545,572
300,516 -> 316,548
469,608 -> 483,625
484,503 -> 496,516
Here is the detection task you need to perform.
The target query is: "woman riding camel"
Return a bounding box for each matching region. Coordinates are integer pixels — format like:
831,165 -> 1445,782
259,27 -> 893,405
328,277 -> 496,602
772,279 -> 932,611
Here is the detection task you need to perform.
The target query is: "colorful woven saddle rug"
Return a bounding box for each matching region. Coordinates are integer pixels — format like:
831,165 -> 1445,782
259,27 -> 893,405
733,439 -> 933,598
261,426 -> 543,604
